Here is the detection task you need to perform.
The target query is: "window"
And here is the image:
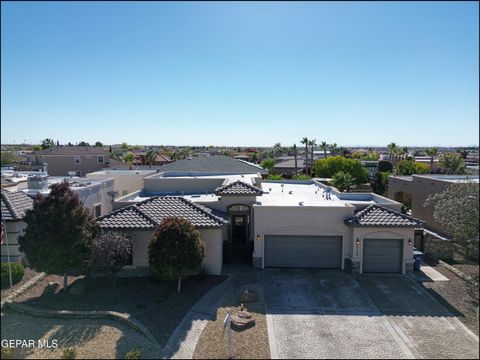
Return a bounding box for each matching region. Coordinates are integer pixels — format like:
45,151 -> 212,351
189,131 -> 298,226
97,155 -> 104,164
93,204 -> 101,218
74,156 -> 81,164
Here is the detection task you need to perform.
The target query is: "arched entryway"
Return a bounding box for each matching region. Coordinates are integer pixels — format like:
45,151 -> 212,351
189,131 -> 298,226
224,204 -> 252,263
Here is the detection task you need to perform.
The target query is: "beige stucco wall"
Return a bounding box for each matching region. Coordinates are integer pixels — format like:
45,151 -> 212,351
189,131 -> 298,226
121,227 -> 224,275
87,171 -> 155,197
143,177 -> 225,194
388,176 -> 449,234
1,221 -> 27,263
31,154 -> 110,176
253,205 -> 355,269
351,227 -> 415,274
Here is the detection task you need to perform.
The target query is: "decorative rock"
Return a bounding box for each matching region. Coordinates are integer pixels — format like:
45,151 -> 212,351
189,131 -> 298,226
43,282 -> 59,294
240,289 -> 256,303
231,313 -> 255,330
236,311 -> 252,319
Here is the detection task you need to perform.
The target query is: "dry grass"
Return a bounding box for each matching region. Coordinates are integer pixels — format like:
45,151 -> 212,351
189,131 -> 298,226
193,283 -> 270,359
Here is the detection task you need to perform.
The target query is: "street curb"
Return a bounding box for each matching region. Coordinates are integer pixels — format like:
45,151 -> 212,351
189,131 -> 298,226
1,272 -> 46,309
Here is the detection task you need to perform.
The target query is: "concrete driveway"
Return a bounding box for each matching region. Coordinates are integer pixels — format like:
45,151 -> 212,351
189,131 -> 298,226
264,269 -> 479,359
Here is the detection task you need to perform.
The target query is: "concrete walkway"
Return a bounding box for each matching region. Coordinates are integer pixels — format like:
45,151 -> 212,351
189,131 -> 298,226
162,265 -> 263,359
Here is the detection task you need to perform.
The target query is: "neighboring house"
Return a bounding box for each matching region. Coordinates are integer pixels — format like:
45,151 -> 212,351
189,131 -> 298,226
98,171 -> 423,276
388,174 -> 480,236
133,151 -> 172,166
271,159 -> 305,177
1,189 -> 33,263
361,160 -> 379,180
86,169 -> 157,197
27,146 -> 110,176
21,175 -> 115,217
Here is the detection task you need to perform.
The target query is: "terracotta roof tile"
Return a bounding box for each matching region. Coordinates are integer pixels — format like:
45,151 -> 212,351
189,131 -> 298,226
214,181 -> 263,196
345,204 -> 424,228
1,189 -> 34,221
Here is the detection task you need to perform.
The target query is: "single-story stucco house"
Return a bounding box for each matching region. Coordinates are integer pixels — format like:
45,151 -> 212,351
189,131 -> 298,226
98,169 -> 424,276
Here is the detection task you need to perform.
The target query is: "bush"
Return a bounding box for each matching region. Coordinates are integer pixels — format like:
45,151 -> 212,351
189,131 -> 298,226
313,156 -> 369,184
267,174 -> 283,180
125,349 -> 141,359
396,160 -> 430,175
1,347 -> 15,359
377,160 -> 393,173
1,262 -> 25,289
331,171 -> 355,192
370,171 -> 391,195
292,174 -> 311,180
61,347 -> 77,359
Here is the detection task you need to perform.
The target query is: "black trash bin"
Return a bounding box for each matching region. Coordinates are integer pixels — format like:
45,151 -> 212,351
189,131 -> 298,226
413,250 -> 424,271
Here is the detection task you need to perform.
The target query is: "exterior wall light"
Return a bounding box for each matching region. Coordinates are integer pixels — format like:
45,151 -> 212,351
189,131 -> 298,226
408,238 -> 413,246
256,234 -> 261,242
356,238 -> 360,245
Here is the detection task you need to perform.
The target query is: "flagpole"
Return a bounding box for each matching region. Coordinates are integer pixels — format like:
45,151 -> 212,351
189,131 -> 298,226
2,220 -> 13,288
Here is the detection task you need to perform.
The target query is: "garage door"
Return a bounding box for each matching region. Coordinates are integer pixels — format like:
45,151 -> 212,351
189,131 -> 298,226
363,239 -> 403,273
265,235 -> 342,268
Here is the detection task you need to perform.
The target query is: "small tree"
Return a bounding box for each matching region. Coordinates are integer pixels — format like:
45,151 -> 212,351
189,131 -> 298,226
95,141 -> 103,147
332,171 -> 355,192
396,160 -> 430,175
123,151 -> 136,170
439,152 -> 466,175
18,181 -> 98,290
425,181 -> 479,257
78,141 -> 90,147
370,171 -> 391,195
145,149 -> 158,167
377,160 -> 393,173
260,158 -> 275,172
148,218 -> 205,293
91,231 -> 132,287
41,138 -> 55,149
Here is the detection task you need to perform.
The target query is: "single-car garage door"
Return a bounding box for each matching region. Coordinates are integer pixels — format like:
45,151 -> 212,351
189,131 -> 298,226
363,239 -> 403,273
265,235 -> 342,268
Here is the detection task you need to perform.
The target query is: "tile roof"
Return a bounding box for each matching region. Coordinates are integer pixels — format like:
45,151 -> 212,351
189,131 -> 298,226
214,181 -> 264,196
345,204 -> 424,228
1,189 -> 34,221
32,146 -> 108,156
156,155 -> 268,175
98,196 -> 228,229
274,159 -> 305,169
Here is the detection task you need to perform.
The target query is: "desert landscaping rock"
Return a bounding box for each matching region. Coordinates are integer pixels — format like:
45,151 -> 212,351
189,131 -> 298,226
231,313 -> 255,330
240,289 -> 256,303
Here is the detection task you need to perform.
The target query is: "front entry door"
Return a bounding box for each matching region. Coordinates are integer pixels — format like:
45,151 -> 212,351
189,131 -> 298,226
232,215 -> 247,242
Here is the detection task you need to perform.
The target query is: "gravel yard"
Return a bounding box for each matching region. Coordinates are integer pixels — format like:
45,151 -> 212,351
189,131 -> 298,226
14,273 -> 227,347
1,267 -> 41,299
420,259 -> 479,335
444,259 -> 479,282
193,283 -> 270,359
1,311 -> 159,359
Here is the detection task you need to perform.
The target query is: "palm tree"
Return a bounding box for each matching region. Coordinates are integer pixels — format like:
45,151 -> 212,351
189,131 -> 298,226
145,148 -> 158,167
387,142 -> 398,169
309,139 -> 316,175
426,147 -> 438,169
301,137 -> 309,174
293,144 -> 298,176
320,141 -> 328,158
122,152 -> 136,170
402,147 -> 409,160
330,143 -> 337,156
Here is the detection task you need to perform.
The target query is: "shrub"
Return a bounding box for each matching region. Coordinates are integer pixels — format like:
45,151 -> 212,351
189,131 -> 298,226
1,347 -> 15,359
292,174 -> 311,180
439,152 -> 466,175
266,174 -> 283,180
148,217 -> 205,293
370,171 -> 391,195
331,171 -> 355,192
61,347 -> 77,359
313,156 -> 369,184
377,160 -> 393,173
125,349 -> 141,359
260,158 -> 275,171
396,160 -> 430,175
0,262 -> 25,289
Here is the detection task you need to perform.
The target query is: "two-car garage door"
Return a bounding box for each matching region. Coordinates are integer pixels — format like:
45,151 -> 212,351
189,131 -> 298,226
265,235 -> 342,268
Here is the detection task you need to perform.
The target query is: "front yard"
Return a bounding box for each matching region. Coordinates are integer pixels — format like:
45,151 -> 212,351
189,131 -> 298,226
10,273 -> 227,348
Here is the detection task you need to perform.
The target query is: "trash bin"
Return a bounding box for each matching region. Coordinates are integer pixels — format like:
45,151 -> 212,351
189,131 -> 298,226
413,250 -> 424,271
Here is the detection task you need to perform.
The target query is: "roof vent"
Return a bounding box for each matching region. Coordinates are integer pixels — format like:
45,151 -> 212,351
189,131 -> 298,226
269,188 -> 272,191
289,191 -> 293,194
299,201 -> 304,206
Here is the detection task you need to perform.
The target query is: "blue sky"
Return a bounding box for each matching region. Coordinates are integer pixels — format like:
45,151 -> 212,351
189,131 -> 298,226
1,1 -> 478,147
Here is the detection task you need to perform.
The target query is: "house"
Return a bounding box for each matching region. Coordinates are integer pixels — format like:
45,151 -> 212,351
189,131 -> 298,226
387,174 -> 479,236
21,175 -> 115,217
86,169 -> 157,197
1,189 -> 33,263
27,146 -> 110,176
271,159 -> 305,177
98,170 -> 423,276
132,151 -> 172,166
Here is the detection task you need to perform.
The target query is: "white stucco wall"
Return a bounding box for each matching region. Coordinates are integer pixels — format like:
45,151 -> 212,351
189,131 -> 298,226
253,205 -> 355,269
87,171 -> 155,197
1,221 -> 27,263
351,227 -> 415,274
121,227 -> 224,275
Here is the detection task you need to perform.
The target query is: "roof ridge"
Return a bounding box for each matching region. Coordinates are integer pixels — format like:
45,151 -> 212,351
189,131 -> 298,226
177,197 -> 227,225
365,204 -> 424,223
98,202 -> 157,227
214,180 -> 263,194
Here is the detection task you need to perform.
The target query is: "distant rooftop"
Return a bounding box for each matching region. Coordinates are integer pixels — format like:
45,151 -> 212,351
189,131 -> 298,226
392,174 -> 479,183
88,169 -> 157,175
31,146 -> 108,156
152,155 -> 268,175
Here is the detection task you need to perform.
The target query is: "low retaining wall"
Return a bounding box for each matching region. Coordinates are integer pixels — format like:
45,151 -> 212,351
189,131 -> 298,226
3,300 -> 160,349
1,272 -> 46,309
438,260 -> 478,286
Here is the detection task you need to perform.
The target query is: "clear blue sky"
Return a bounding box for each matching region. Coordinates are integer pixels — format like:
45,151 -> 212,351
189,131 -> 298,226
1,1 -> 478,147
